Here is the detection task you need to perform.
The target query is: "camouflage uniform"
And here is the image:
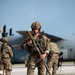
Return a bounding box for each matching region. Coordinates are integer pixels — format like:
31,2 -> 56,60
46,42 -> 60,75
0,44 -> 3,75
21,22 -> 50,75
0,37 -> 13,75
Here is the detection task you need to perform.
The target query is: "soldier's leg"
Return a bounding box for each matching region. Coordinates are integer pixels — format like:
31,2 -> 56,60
6,70 -> 11,75
52,60 -> 58,75
5,64 -> 12,75
0,64 -> 4,75
38,61 -> 45,75
5,59 -> 12,75
27,65 -> 35,75
27,55 -> 36,75
46,59 -> 52,75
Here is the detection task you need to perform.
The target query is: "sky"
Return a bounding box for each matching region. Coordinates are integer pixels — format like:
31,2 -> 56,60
0,0 -> 75,38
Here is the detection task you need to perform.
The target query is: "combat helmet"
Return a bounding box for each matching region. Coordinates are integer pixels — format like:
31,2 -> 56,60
31,22 -> 41,31
2,37 -> 8,42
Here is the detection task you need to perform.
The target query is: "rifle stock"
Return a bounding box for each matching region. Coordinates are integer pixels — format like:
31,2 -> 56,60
26,31 -> 51,75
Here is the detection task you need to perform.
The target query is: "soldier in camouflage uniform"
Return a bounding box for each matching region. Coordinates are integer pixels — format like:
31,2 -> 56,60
46,42 -> 60,75
0,37 -> 13,75
21,22 -> 50,75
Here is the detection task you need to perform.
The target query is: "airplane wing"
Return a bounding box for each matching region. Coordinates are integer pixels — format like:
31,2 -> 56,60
16,31 -> 63,42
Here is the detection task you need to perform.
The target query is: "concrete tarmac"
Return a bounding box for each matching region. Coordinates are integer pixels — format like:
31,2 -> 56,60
4,62 -> 75,75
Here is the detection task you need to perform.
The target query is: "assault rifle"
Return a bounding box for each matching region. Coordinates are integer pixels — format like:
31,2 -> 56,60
26,31 -> 51,75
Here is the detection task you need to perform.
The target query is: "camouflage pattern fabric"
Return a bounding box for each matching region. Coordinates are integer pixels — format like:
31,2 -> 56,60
21,32 -> 50,75
27,54 -> 45,75
46,42 -> 60,75
0,44 -> 13,75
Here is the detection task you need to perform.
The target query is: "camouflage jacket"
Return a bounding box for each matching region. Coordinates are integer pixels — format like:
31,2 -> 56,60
21,32 -> 50,55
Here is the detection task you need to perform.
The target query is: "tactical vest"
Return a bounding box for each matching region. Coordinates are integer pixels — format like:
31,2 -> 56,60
27,34 -> 48,54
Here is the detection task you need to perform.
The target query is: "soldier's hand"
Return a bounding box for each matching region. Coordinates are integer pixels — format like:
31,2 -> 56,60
40,53 -> 46,60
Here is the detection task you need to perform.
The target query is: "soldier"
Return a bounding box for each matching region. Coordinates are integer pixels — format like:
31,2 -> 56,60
21,22 -> 50,75
0,37 -> 13,75
46,42 -> 60,75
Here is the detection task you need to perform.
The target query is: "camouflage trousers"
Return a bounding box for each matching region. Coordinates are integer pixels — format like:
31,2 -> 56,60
0,58 -> 12,75
46,54 -> 59,75
27,54 -> 45,75
0,63 -> 3,75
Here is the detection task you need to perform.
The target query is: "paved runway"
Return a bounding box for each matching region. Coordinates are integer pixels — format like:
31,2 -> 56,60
3,62 -> 75,75
10,62 -> 75,75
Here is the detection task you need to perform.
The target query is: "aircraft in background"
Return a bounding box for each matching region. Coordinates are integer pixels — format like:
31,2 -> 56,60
0,25 -> 75,63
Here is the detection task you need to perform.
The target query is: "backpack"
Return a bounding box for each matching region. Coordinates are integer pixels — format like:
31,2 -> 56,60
49,42 -> 60,54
